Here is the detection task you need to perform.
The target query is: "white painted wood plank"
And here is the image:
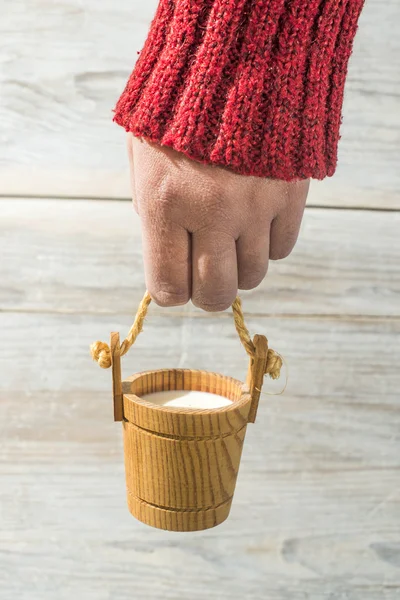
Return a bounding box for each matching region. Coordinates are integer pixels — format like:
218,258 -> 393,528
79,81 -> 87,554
1,198 -> 399,316
1,312 -> 399,599
0,0 -> 399,208
2,310 -> 400,396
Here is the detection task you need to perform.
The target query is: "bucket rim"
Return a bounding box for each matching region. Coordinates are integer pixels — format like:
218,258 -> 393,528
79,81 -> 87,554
122,368 -> 251,415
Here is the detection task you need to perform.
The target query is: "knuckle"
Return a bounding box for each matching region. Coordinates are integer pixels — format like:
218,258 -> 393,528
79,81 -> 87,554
238,269 -> 266,290
238,254 -> 268,290
149,287 -> 190,308
205,182 -> 224,207
192,291 -> 236,313
270,227 -> 299,260
156,173 -> 179,208
270,244 -> 294,261
142,173 -> 178,221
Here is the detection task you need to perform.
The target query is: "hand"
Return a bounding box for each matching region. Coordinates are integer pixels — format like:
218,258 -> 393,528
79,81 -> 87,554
127,135 -> 309,312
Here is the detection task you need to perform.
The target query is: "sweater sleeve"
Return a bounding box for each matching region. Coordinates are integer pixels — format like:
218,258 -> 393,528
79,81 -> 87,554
114,0 -> 365,181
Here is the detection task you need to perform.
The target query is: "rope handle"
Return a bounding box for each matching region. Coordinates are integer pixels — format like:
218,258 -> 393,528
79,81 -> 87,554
90,291 -> 282,380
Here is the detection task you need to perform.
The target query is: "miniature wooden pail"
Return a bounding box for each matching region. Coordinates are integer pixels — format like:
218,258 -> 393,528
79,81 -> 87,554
91,292 -> 282,532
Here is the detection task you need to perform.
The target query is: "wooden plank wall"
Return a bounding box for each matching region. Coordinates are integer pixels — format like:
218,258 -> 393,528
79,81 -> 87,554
1,0 -> 399,208
2,199 -> 400,317
1,1 -> 399,597
1,198 -> 400,600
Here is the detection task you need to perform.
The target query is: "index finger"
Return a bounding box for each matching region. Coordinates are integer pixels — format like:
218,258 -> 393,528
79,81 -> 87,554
141,208 -> 191,307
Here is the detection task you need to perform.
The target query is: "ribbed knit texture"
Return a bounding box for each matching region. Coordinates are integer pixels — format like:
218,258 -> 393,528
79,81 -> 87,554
114,0 -> 364,181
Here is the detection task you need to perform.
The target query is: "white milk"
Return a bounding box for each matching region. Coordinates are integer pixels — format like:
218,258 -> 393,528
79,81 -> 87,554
141,390 -> 232,409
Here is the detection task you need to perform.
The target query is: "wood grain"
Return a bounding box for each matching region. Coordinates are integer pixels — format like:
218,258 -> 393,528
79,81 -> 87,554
1,198 -> 399,317
1,0 -> 399,208
246,335 -> 269,423
121,369 -> 251,531
123,371 -> 249,437
110,332 -> 123,422
1,310 -> 399,597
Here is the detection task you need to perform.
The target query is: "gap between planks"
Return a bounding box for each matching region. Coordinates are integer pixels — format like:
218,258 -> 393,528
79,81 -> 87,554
2,307 -> 400,323
1,194 -> 400,213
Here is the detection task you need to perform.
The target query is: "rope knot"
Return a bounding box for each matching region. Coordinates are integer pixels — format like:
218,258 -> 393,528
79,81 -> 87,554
90,292 -> 285,395
90,341 -> 112,369
265,349 -> 283,380
90,292 -> 152,369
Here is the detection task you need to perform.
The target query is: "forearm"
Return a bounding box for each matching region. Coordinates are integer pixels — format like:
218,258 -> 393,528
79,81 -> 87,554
114,0 -> 365,181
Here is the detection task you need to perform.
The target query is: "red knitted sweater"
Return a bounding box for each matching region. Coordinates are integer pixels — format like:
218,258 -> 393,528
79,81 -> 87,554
114,0 -> 364,181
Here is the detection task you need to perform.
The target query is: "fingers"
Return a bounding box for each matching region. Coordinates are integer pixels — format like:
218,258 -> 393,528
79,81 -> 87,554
269,180 -> 309,260
141,213 -> 191,307
127,134 -> 138,214
236,228 -> 270,290
192,230 -> 238,311
131,136 -> 310,309
269,210 -> 303,260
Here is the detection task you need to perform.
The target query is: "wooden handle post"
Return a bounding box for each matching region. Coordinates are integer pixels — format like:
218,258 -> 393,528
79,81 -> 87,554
246,334 -> 269,423
110,332 -> 123,422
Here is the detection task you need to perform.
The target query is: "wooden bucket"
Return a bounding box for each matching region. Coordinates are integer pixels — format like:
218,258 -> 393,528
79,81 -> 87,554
91,293 -> 282,532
